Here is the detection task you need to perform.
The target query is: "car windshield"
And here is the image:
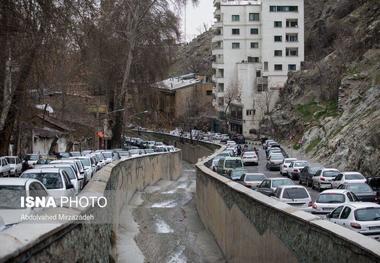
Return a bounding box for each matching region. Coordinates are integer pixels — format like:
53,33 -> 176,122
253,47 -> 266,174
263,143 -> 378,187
282,188 -> 309,199
244,152 -> 256,157
347,184 -> 372,193
245,174 -> 266,181
103,152 -> 112,158
119,152 -> 129,156
345,173 -> 364,180
355,207 -> 380,221
28,155 -> 39,161
285,159 -> 295,164
5,158 -> 15,164
317,193 -> 345,203
0,185 -> 26,209
21,173 -> 63,189
70,152 -> 81,157
310,167 -> 323,173
61,168 -> 76,179
323,171 -> 340,177
59,152 -> 71,158
225,160 -> 243,169
78,159 -> 91,167
294,162 -> 308,167
272,179 -> 293,188
271,155 -> 283,160
96,154 -> 105,160
220,152 -> 230,157
129,149 -> 140,154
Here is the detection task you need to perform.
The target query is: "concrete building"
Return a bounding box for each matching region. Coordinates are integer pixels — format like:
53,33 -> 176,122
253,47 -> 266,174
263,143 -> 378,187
212,0 -> 304,136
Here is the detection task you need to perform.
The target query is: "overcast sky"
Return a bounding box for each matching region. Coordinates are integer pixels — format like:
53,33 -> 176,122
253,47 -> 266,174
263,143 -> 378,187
181,1 -> 214,42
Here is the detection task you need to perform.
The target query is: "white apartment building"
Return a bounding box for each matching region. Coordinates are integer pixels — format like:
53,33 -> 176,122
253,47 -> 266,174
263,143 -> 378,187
212,0 -> 304,136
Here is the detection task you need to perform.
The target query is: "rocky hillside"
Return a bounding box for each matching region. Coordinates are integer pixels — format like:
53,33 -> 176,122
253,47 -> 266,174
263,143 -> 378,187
169,30 -> 213,77
272,0 -> 380,177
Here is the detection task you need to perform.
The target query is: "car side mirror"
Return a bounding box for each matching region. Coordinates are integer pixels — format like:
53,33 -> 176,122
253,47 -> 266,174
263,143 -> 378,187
67,183 -> 74,189
326,213 -> 332,219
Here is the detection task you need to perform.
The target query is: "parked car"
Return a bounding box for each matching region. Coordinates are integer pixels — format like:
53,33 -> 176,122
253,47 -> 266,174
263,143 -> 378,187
272,185 -> 312,210
287,160 -> 309,180
230,167 -> 247,181
0,178 -> 48,225
327,202 -> 380,241
337,183 -> 377,202
242,151 -> 258,166
256,178 -> 294,196
118,151 -> 130,160
39,164 -> 83,193
266,154 -> 285,171
5,156 -> 22,177
129,149 -> 144,157
218,157 -> 244,176
240,173 -> 267,189
331,172 -> 366,188
49,160 -> 85,183
57,152 -> 71,159
367,177 -> 380,203
100,151 -> 114,164
25,154 -> 41,167
299,165 -> 324,187
0,157 -> 11,177
312,168 -> 341,191
20,168 -> 75,200
311,189 -> 358,215
280,158 -> 297,176
71,156 -> 95,180
70,151 -> 82,157
266,147 -> 282,159
211,152 -> 232,171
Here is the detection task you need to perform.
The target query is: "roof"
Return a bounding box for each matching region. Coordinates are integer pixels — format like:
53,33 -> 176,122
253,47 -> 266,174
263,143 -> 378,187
0,178 -> 35,186
347,202 -> 380,209
320,189 -> 350,194
342,171 -> 363,175
22,168 -> 60,173
277,185 -> 307,189
156,73 -> 201,91
268,177 -> 292,181
322,168 -> 340,172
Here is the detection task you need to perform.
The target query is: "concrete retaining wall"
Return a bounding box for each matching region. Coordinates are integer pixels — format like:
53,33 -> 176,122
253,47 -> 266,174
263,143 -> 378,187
0,151 -> 182,262
196,148 -> 380,263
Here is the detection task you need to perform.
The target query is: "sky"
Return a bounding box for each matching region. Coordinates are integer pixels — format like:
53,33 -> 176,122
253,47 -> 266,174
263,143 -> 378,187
181,1 -> 214,42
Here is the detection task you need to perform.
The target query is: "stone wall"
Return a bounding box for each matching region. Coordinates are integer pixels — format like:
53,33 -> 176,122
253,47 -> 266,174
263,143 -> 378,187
196,149 -> 380,263
0,151 -> 182,262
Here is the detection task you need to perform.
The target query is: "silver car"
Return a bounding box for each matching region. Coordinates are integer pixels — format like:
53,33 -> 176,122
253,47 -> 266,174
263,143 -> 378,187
311,189 -> 359,215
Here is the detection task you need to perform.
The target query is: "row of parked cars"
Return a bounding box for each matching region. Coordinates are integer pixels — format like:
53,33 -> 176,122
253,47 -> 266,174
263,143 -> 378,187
209,138 -> 380,241
0,141 -> 176,228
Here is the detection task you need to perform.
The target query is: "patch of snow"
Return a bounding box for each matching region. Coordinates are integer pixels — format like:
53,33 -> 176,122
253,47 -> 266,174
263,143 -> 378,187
151,200 -> 178,208
155,219 -> 174,233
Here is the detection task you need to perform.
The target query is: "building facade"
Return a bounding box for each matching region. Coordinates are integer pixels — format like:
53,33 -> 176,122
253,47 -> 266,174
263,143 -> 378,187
212,0 -> 304,136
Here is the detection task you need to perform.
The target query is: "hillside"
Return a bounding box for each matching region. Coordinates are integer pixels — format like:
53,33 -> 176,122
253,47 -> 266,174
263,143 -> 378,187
272,0 -> 380,176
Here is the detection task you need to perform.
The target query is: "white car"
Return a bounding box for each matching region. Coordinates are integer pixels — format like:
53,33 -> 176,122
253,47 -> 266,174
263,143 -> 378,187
39,164 -> 83,194
287,160 -> 309,180
5,156 -> 22,176
21,168 -> 75,200
211,152 -> 232,171
26,154 -> 40,167
311,189 -> 359,215
331,172 -> 366,188
72,156 -> 95,180
0,157 -> 11,177
327,202 -> 380,241
280,158 -> 297,176
312,168 -> 341,191
241,173 -> 266,189
272,185 -> 312,211
226,140 -> 236,147
50,160 -> 86,183
0,178 -> 48,225
242,151 -> 258,166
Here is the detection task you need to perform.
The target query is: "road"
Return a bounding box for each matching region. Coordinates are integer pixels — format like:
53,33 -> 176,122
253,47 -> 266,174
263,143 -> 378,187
245,145 -> 320,201
118,161 -> 225,263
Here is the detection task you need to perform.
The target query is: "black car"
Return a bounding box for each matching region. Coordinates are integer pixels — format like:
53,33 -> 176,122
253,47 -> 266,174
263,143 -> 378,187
299,165 -> 324,187
366,177 -> 380,203
232,134 -> 245,144
337,183 -> 377,202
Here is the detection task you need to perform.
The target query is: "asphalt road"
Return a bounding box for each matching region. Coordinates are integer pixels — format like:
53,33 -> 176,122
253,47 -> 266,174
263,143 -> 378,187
244,146 -> 320,201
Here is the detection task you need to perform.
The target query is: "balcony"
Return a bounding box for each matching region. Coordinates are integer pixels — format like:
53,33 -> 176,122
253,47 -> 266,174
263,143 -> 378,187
212,48 -> 223,55
212,62 -> 224,69
214,21 -> 222,28
212,35 -> 223,43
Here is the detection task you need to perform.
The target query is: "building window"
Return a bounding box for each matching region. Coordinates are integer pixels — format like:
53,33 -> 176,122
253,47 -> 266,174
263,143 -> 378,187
232,15 -> 240,21
232,42 -> 240,49
274,64 -> 283,71
274,21 -> 282,28
274,50 -> 282,56
274,35 -> 282,42
288,64 -> 297,71
206,90 -> 212,96
246,110 -> 255,116
218,83 -> 224,92
286,33 -> 298,42
249,13 -> 260,21
286,19 -> 298,28
250,28 -> 259,35
232,28 -> 240,35
256,70 -> 261,77
248,56 -> 259,63
270,6 -> 298,12
264,62 -> 268,71
250,42 -> 259,48
286,47 -> 298,56
218,97 -> 224,106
